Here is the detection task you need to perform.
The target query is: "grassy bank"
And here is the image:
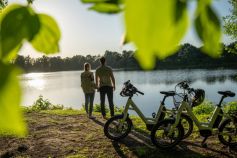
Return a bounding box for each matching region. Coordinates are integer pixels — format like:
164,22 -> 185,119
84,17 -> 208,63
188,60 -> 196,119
23,95 -> 237,139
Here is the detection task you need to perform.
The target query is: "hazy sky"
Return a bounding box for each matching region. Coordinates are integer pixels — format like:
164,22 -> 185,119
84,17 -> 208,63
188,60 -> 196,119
9,0 -> 233,58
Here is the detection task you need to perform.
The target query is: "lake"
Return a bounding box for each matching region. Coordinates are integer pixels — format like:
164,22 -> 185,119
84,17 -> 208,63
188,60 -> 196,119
20,69 -> 237,117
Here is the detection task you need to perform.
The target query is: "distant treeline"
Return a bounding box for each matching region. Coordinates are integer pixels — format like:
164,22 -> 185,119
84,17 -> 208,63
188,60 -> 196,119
14,42 -> 237,72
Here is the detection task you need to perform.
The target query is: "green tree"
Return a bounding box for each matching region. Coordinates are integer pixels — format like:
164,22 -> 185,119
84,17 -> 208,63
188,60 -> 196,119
13,44 -> 237,72
223,0 -> 237,40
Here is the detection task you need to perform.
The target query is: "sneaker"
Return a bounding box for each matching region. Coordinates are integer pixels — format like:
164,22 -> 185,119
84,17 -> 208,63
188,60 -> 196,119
89,116 -> 96,119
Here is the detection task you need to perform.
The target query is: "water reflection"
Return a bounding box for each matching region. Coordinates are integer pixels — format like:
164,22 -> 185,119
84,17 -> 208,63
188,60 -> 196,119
115,69 -> 237,85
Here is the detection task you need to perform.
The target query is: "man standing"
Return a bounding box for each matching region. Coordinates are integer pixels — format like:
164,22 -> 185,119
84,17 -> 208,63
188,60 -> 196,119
96,57 -> 115,119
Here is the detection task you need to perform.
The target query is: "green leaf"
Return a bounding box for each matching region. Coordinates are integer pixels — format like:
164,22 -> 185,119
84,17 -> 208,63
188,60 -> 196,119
0,0 -> 8,10
175,0 -> 187,22
89,3 -> 121,14
0,62 -> 26,136
81,0 -> 122,14
81,0 -> 108,3
125,0 -> 188,69
0,4 -> 40,61
27,0 -> 34,4
81,0 -> 122,4
195,1 -> 222,57
2,43 -> 23,63
121,33 -> 129,45
31,14 -> 61,54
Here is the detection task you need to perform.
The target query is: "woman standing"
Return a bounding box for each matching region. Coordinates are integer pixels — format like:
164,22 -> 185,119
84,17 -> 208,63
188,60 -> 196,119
81,63 -> 96,119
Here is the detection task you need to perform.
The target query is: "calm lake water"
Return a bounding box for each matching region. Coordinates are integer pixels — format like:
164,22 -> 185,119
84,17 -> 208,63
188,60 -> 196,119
20,69 -> 237,116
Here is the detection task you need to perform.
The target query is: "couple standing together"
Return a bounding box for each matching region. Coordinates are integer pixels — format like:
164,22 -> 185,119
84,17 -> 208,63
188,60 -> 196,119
81,57 -> 115,119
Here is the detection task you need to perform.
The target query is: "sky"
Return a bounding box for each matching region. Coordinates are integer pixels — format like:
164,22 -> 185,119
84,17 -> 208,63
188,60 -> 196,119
9,0 -> 234,58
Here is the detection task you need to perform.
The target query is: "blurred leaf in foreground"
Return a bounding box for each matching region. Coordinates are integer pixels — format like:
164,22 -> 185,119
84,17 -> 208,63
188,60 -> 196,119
27,0 -> 34,4
0,4 -> 40,61
89,3 -> 121,14
125,0 -> 189,69
81,0 -> 108,3
0,62 -> 26,136
81,0 -> 123,14
31,14 -> 61,54
195,0 -> 222,57
0,0 -> 8,10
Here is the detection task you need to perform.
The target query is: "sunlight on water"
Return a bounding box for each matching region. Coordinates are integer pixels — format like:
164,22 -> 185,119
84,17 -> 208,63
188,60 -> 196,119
22,73 -> 45,90
28,79 -> 45,90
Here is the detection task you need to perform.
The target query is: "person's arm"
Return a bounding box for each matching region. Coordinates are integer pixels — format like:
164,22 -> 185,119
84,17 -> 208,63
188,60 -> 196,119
91,72 -> 94,81
111,71 -> 116,91
81,73 -> 83,87
95,70 -> 99,88
91,72 -> 97,89
81,73 -> 85,90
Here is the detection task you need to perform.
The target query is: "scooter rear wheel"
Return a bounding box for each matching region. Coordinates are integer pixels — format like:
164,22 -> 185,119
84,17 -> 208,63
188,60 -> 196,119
218,118 -> 237,147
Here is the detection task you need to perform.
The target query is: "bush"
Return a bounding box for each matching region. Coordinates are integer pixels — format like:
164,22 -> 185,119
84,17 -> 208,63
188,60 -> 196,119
82,104 -> 123,113
30,95 -> 64,111
192,101 -> 215,115
114,106 -> 124,113
93,104 -> 109,113
224,101 -> 237,114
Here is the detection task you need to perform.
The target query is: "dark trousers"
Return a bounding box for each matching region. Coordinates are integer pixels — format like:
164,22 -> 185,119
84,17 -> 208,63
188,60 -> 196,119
84,92 -> 95,116
100,86 -> 114,117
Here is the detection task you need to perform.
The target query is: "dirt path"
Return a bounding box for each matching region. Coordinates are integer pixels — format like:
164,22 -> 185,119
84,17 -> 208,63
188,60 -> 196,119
0,111 -> 236,158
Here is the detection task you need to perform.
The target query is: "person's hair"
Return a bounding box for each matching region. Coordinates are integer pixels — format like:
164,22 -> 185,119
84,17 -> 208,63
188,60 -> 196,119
84,63 -> 91,71
100,57 -> 106,65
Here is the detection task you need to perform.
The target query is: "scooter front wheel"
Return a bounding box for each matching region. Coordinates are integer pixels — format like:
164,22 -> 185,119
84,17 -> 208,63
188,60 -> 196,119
104,115 -> 132,141
218,118 -> 237,147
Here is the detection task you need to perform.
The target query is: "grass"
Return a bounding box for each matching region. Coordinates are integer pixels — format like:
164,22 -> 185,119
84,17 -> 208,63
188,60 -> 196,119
130,116 -> 149,134
20,96 -> 237,149
66,154 -> 87,158
23,95 -> 237,138
40,109 -> 84,116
